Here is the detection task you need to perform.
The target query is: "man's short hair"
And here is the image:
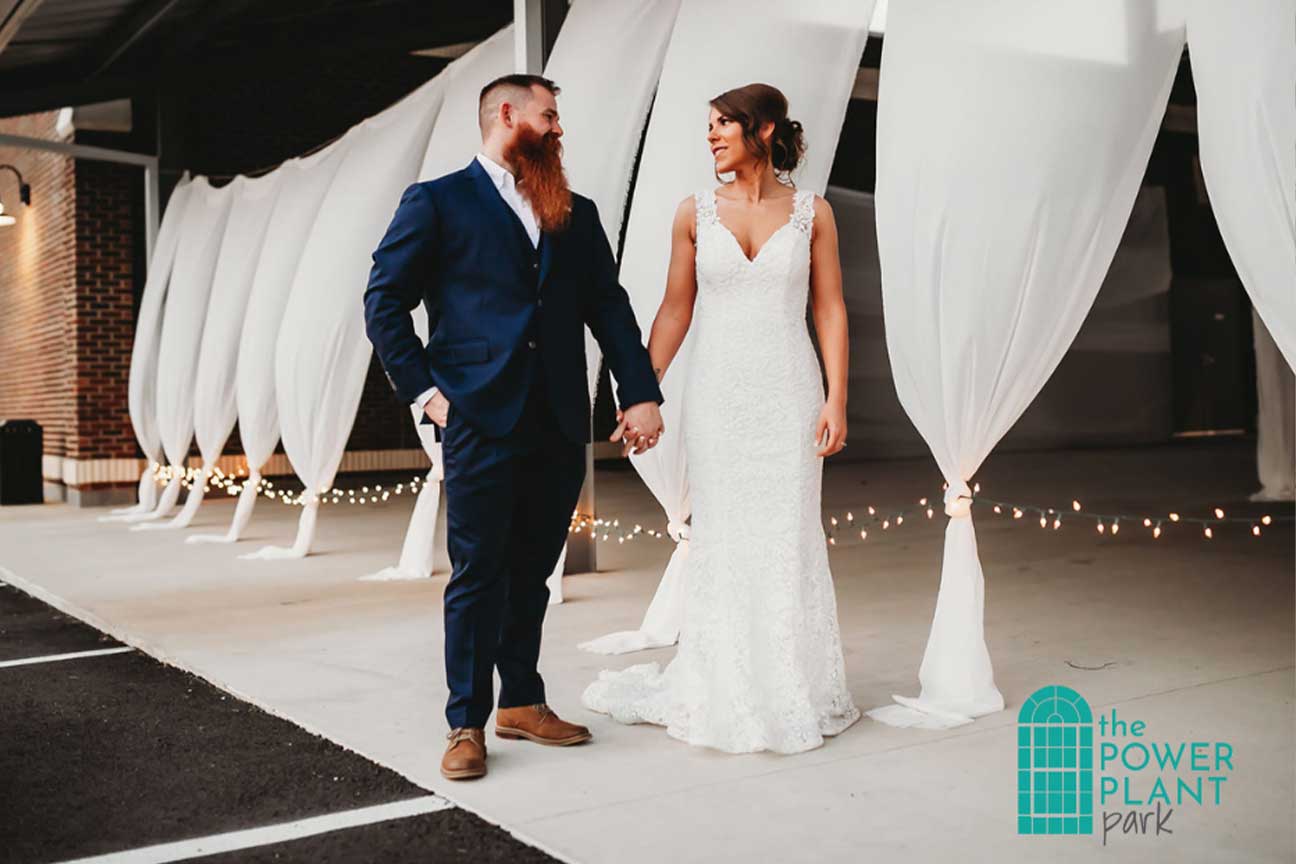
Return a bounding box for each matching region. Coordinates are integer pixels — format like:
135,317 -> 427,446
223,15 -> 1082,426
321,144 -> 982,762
478,74 -> 560,133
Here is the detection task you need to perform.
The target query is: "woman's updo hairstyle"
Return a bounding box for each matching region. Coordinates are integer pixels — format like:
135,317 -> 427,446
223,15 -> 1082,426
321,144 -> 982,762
709,82 -> 806,181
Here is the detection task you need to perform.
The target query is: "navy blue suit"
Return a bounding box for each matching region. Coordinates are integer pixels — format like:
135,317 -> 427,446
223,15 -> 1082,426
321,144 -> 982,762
363,159 -> 662,729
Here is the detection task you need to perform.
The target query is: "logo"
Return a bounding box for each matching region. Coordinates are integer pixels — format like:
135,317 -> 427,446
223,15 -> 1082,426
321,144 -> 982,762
1016,684 -> 1234,845
1017,685 -> 1094,835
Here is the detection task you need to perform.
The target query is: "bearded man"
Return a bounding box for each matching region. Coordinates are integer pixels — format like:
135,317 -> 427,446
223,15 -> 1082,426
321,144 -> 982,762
363,74 -> 665,781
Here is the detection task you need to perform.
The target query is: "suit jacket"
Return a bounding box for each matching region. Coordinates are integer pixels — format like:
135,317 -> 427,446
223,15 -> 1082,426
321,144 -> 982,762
363,158 -> 663,444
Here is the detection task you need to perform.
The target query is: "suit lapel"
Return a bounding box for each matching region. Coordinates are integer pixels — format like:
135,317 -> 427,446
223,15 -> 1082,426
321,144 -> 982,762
537,228 -> 558,290
465,159 -> 533,270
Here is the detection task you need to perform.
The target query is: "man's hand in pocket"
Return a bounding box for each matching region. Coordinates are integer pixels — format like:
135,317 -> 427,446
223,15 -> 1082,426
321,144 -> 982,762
424,391 -> 450,428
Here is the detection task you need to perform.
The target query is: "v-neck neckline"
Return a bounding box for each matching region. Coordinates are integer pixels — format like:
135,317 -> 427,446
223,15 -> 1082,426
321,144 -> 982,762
709,188 -> 799,266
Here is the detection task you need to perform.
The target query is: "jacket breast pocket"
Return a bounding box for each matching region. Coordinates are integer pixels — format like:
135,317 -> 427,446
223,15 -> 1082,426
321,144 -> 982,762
436,339 -> 490,366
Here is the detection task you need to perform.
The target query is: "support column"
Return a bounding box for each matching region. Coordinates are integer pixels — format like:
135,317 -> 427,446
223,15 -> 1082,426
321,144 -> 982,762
512,0 -> 590,572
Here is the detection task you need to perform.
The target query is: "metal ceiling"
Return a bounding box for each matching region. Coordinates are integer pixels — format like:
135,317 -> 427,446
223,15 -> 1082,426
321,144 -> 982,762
0,0 -> 512,117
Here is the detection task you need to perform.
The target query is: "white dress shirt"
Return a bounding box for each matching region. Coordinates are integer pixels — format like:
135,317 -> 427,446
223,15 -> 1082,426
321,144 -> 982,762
413,152 -> 540,413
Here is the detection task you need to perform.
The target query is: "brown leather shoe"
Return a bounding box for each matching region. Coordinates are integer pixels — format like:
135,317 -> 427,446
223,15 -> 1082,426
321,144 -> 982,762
495,703 -> 592,746
441,728 -> 487,780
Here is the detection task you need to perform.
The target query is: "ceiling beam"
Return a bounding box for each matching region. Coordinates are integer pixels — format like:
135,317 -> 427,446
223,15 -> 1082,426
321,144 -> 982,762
0,74 -> 136,119
0,0 -> 49,56
88,0 -> 186,79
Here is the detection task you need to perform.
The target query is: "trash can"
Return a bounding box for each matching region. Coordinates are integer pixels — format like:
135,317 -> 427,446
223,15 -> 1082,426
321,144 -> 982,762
0,419 -> 43,505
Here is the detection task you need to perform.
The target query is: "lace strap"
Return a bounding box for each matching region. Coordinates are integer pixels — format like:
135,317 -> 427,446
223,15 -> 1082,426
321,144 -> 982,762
789,188 -> 815,237
694,189 -> 718,227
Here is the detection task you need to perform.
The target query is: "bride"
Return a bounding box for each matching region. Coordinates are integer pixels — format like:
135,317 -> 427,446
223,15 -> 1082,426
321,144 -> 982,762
582,83 -> 860,754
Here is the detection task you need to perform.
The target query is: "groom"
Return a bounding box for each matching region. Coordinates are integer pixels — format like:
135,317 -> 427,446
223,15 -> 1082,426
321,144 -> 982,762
363,74 -> 664,780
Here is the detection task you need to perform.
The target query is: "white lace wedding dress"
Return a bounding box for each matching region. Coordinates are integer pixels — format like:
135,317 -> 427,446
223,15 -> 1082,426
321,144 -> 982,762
581,187 -> 861,754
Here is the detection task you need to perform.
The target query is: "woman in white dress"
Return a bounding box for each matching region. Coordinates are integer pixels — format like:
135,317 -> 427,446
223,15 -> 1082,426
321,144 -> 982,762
582,83 -> 859,754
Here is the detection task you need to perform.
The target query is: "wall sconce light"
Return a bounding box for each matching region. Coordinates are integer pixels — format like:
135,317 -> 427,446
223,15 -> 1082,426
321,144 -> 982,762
0,164 -> 32,228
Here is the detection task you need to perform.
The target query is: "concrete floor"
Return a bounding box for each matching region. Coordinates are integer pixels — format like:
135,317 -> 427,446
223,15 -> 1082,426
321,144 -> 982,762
1,440 -> 1291,863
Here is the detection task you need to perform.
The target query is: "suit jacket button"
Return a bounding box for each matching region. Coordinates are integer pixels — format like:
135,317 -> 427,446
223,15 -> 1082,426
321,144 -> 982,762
537,298 -> 543,307
528,339 -> 537,349
531,261 -> 539,270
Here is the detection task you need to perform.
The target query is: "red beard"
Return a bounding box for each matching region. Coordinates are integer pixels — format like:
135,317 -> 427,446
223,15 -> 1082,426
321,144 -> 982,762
505,124 -> 572,234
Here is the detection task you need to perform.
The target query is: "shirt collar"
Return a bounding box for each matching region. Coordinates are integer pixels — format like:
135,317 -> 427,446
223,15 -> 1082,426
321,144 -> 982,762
475,152 -> 516,191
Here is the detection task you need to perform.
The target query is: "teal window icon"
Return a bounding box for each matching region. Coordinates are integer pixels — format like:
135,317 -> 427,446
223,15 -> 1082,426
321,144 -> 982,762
1016,685 -> 1094,835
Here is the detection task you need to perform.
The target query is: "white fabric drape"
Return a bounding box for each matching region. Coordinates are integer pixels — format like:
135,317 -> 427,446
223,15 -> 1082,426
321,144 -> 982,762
581,0 -> 874,655
416,26 -> 513,181
244,74 -> 448,560
1185,0 -> 1296,369
868,0 -> 1184,728
139,170 -> 282,534
1251,310 -> 1295,502
540,0 -> 682,605
830,184 -> 1173,459
360,28 -> 513,581
192,144 -> 354,545
128,177 -> 236,527
103,174 -> 193,522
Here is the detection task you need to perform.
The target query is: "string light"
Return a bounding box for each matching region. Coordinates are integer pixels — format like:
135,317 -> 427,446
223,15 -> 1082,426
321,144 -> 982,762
146,466 -> 1290,548
150,463 -> 429,507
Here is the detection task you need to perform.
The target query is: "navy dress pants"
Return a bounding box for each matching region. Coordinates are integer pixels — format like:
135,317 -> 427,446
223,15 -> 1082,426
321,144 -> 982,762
439,369 -> 586,729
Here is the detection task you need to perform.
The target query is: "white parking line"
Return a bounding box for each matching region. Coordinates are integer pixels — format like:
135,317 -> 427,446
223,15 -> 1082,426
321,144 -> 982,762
55,795 -> 454,863
0,647 -> 135,669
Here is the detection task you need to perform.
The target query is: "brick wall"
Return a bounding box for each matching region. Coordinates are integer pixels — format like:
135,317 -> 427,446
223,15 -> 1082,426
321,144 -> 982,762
73,156 -> 137,462
0,112 -> 78,467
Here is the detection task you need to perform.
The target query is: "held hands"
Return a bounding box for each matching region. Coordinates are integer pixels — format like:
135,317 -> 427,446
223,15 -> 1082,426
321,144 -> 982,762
815,398 -> 847,457
423,391 -> 451,428
610,402 -> 665,456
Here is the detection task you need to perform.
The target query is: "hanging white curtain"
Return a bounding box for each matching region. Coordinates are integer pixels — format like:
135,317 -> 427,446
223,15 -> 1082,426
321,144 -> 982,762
1184,0 -> 1295,368
170,169 -> 283,539
580,0 -> 874,655
243,73 -> 450,560
102,174 -> 193,521
127,177 -> 236,527
135,170 -> 283,533
416,26 -> 513,181
1251,310 -> 1295,502
186,145 -> 356,546
360,28 -> 514,581
829,184 -> 1173,459
538,0 -> 683,605
868,0 -> 1184,728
